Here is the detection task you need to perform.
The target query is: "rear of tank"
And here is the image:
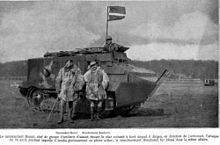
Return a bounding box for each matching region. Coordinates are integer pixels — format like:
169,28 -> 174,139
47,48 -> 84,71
19,55 -> 87,97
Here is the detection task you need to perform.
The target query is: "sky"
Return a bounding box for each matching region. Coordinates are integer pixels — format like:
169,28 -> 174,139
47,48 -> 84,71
0,0 -> 218,62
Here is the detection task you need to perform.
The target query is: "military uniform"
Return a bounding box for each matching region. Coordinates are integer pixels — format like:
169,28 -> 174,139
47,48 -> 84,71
56,66 -> 83,101
56,64 -> 84,123
104,42 -> 120,52
104,35 -> 121,52
84,63 -> 109,120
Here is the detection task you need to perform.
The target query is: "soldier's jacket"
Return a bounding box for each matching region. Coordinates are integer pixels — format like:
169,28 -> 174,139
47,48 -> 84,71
104,42 -> 121,52
84,67 -> 109,101
56,66 -> 84,102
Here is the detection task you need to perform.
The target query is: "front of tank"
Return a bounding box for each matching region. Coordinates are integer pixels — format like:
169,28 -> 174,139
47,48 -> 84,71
106,63 -> 158,108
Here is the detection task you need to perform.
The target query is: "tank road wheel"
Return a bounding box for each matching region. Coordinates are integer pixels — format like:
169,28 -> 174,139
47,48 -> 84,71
26,87 -> 35,107
27,88 -> 44,111
39,98 -> 60,113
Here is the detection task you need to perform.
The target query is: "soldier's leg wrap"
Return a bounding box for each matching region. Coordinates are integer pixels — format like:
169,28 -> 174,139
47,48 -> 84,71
90,101 -> 95,121
71,98 -> 78,119
96,101 -> 103,120
58,99 -> 65,124
68,101 -> 73,121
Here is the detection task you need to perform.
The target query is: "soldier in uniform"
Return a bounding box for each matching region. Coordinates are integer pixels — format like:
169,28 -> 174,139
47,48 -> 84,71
104,35 -> 121,52
56,60 -> 84,124
84,61 -> 109,121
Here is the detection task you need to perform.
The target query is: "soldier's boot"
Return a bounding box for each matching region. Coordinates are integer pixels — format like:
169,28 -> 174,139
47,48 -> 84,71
90,107 -> 95,121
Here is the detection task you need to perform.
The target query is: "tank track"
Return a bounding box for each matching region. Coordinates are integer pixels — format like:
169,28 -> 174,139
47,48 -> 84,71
39,97 -> 60,113
26,87 -> 60,113
28,97 -> 60,113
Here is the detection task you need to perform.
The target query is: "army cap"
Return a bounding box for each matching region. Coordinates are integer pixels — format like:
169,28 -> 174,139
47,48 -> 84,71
89,61 -> 97,67
106,35 -> 112,40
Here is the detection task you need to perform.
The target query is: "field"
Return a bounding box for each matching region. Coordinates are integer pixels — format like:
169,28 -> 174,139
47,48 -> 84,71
0,80 -> 218,128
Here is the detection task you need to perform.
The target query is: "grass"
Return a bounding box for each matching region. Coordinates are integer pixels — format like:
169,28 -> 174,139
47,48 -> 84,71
0,80 -> 218,128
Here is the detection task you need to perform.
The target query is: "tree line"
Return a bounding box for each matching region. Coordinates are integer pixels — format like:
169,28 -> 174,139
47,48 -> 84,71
0,59 -> 218,80
0,61 -> 27,77
131,59 -> 218,80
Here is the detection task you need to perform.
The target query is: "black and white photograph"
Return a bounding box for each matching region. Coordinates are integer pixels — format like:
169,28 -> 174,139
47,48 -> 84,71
0,0 -> 218,130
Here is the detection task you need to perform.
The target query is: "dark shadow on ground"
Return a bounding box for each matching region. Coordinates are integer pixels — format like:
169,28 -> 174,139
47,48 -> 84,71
73,107 -> 168,119
121,108 -> 168,117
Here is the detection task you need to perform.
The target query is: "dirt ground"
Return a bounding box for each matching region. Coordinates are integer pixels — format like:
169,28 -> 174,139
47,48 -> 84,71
0,80 -> 218,128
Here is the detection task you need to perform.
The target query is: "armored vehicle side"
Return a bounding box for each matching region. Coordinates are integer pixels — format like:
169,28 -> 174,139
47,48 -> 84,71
19,45 -> 167,116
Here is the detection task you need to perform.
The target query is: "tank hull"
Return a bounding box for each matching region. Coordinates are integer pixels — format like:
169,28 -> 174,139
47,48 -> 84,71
115,80 -> 156,107
18,48 -> 164,117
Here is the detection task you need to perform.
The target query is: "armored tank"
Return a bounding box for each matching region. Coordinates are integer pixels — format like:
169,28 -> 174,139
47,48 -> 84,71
19,44 -> 167,117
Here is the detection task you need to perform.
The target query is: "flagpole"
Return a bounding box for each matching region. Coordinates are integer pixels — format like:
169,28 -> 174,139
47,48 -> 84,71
106,6 -> 109,40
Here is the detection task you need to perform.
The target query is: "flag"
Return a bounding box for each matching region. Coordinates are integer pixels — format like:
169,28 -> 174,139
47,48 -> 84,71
108,6 -> 126,21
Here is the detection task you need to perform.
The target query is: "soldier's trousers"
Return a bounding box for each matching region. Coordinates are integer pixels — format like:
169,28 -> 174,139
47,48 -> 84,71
59,97 -> 79,120
89,100 -> 103,108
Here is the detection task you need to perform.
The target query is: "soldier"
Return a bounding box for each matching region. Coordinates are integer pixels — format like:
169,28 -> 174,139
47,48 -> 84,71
104,35 -> 120,52
56,60 -> 84,124
84,61 -> 109,121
